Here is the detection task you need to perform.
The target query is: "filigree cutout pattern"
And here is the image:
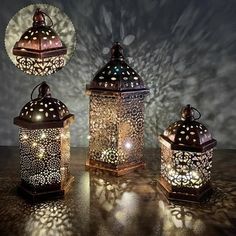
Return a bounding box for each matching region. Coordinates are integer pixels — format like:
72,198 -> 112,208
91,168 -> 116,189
88,92 -> 145,167
16,56 -> 64,76
19,127 -> 70,190
160,144 -> 213,189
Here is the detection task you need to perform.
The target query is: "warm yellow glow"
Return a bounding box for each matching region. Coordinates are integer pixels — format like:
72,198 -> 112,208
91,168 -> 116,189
124,141 -> 132,149
41,133 -> 46,139
35,115 -> 42,121
32,142 -> 37,147
22,134 -> 28,140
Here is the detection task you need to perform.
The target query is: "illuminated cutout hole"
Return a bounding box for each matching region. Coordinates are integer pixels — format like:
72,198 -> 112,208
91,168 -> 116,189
43,37 -> 47,40
178,138 -> 181,141
24,36 -> 28,39
99,76 -> 104,79
186,135 -> 189,140
180,131 -> 185,134
31,32 -> 34,35
39,109 -> 44,112
35,31 -> 38,33
127,71 -> 130,75
111,77 -> 116,81
44,104 -> 48,108
193,139 -> 196,142
46,32 -> 49,35
190,132 -> 195,135
49,108 -> 54,111
33,37 -> 37,40
123,77 -> 128,80
49,40 -> 52,45
45,112 -> 48,117
52,36 -> 55,39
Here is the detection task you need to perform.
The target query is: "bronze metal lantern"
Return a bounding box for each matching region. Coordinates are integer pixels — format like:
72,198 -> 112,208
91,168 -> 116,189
86,42 -> 149,176
159,105 -> 217,202
14,82 -> 74,201
13,8 -> 67,76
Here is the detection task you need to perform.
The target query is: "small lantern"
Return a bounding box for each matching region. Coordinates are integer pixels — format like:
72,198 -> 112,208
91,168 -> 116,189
86,42 -> 149,176
159,105 -> 217,202
14,82 -> 74,200
13,8 -> 67,76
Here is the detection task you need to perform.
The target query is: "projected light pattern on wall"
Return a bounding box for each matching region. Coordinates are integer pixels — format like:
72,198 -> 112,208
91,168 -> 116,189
1,0 -> 236,148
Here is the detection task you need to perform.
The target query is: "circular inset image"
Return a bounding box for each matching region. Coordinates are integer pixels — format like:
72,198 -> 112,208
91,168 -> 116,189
5,4 -> 76,76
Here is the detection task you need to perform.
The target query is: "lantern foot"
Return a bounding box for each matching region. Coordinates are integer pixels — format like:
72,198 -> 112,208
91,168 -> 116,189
85,160 -> 146,176
158,178 -> 213,203
17,175 -> 74,201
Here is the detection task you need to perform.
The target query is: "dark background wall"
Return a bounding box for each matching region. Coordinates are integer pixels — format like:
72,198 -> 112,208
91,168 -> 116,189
0,0 -> 236,148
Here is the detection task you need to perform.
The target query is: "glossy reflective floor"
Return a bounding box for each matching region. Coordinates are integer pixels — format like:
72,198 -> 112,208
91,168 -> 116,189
0,147 -> 235,236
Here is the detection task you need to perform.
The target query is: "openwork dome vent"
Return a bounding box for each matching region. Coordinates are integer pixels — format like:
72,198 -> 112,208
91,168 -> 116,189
88,42 -> 148,92
13,8 -> 66,59
14,82 -> 74,129
161,105 -> 217,152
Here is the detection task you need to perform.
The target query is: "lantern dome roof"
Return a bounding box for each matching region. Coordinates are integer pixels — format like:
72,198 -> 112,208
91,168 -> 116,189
160,105 -> 217,152
14,82 -> 74,129
13,8 -> 67,59
87,42 -> 149,93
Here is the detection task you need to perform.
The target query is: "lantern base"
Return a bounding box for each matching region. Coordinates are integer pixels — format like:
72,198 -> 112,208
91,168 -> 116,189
18,175 -> 74,201
86,160 -> 145,176
158,178 -> 213,202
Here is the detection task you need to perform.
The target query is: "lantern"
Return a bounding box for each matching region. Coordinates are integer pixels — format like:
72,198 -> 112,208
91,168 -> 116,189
14,82 -> 74,200
86,42 -> 149,176
12,8 -> 67,76
159,105 -> 217,202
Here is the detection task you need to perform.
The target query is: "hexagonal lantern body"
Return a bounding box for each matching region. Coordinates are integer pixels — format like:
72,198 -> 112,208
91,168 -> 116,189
13,8 -> 67,76
14,82 -> 74,201
159,105 -> 217,202
86,43 -> 149,176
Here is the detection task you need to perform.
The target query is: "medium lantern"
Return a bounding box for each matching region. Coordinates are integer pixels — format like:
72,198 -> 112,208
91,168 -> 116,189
13,8 -> 67,76
159,104 -> 217,202
14,82 -> 74,200
86,42 -> 149,176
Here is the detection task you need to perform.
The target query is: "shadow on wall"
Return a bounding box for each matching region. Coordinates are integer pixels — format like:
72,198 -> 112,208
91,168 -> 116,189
0,0 -> 236,148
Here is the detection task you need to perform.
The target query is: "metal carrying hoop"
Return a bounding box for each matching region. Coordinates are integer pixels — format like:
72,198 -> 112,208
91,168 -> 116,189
192,107 -> 201,120
30,82 -> 47,101
41,10 -> 54,27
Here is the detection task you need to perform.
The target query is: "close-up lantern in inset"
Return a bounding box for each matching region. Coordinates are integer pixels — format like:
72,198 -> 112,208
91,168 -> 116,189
86,42 -> 149,176
14,82 -> 74,200
12,8 -> 67,76
159,105 -> 217,202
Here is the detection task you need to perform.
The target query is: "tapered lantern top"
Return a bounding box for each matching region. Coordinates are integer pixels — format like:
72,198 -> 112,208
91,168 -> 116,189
13,8 -> 67,59
14,82 -> 74,129
87,42 -> 149,92
160,105 -> 217,152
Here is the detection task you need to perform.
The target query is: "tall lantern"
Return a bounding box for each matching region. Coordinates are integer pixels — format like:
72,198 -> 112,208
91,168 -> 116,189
86,42 -> 149,176
159,105 -> 217,202
14,82 -> 74,200
13,8 -> 67,76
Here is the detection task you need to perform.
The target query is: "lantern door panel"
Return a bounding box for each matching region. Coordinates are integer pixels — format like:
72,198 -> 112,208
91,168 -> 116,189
19,127 -> 70,192
160,144 -> 213,190
118,93 -> 145,165
89,95 -> 119,166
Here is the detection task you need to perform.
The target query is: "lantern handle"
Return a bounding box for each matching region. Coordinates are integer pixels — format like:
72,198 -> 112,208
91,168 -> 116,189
30,82 -> 47,101
41,11 -> 53,27
192,107 -> 201,120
